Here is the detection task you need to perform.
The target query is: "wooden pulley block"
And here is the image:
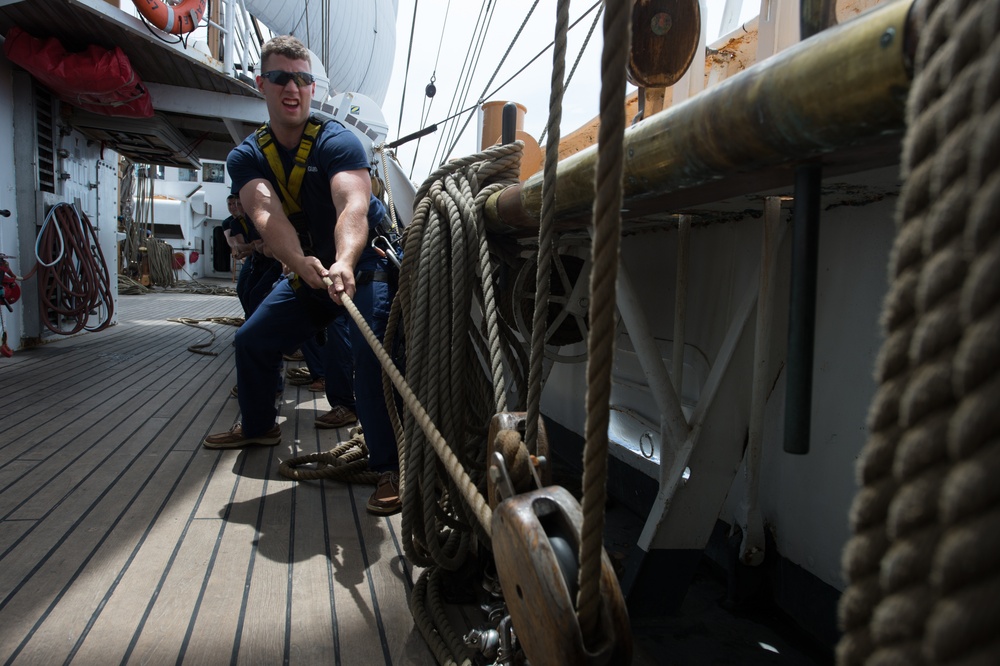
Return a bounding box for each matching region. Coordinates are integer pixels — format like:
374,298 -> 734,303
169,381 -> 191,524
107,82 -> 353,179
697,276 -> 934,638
486,412 -> 551,509
491,486 -> 632,666
626,0 -> 702,89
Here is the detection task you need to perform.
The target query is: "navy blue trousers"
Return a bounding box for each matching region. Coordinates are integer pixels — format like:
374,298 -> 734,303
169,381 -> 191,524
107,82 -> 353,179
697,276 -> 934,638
300,313 -> 355,411
246,257 -> 283,317
234,257 -> 399,473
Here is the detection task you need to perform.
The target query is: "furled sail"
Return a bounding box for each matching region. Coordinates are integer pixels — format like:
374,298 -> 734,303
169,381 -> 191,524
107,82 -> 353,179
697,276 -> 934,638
244,0 -> 397,106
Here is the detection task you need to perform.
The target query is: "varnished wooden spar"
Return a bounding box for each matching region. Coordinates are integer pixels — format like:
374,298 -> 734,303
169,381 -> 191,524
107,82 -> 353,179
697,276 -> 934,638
485,0 -> 915,232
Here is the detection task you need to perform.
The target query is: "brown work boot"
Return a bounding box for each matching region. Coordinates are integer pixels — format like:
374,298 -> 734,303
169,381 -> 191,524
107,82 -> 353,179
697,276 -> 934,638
203,423 -> 281,449
314,405 -> 357,429
307,377 -> 326,392
367,471 -> 401,515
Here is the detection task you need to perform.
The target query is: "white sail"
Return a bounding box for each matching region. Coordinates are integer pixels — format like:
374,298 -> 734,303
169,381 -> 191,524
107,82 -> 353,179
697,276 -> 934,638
244,0 -> 397,106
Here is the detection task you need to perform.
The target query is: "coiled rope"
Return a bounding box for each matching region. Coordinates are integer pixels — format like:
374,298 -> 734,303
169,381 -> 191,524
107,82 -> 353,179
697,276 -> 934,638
168,316 -> 244,355
32,203 -> 114,335
279,428 -> 379,484
374,141 -> 524,665
837,0 -> 1000,664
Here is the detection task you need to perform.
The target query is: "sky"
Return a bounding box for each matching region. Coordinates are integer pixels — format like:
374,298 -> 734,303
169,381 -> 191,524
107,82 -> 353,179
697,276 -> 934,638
379,0 -> 760,182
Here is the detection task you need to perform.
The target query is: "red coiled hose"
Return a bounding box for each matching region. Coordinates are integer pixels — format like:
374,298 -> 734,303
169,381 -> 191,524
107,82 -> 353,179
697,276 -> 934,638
33,203 -> 114,334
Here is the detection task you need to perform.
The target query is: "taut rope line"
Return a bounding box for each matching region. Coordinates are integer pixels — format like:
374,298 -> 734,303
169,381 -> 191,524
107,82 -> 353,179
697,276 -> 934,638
525,0 -> 569,455
577,0 -> 630,638
341,289 -> 493,534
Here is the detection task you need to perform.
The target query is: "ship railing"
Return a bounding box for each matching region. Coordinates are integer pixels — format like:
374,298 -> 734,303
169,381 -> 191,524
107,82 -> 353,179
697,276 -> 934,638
199,0 -> 264,85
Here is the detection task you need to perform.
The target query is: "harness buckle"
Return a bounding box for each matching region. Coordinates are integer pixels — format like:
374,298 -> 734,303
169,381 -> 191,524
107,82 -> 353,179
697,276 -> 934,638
371,235 -> 401,269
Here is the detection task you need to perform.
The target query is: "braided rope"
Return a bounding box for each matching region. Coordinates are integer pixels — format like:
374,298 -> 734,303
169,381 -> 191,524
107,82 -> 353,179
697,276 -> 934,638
837,1 -> 1000,664
363,142 -> 522,664
409,568 -> 473,666
167,316 -> 244,355
525,0 -> 569,455
576,0 -> 629,638
277,431 -> 379,484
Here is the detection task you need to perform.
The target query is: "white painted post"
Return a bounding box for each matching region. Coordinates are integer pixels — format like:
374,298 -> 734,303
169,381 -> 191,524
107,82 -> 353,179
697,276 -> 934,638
738,196 -> 783,566
673,215 -> 691,399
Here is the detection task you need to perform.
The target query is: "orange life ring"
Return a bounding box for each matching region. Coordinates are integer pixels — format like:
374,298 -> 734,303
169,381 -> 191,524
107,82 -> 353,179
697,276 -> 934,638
132,0 -> 207,35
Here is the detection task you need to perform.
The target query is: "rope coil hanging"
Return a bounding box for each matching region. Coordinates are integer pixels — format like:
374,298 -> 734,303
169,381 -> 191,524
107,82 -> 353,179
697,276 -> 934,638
32,203 -> 114,335
837,0 -> 1000,663
372,141 -> 524,664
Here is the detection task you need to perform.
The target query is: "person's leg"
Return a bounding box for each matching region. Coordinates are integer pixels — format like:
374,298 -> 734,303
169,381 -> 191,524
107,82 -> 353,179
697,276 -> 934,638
246,259 -> 283,318
349,269 -> 398,473
314,312 -> 357,429
233,280 -> 322,436
300,337 -> 325,381
235,256 -> 253,315
324,312 -> 355,409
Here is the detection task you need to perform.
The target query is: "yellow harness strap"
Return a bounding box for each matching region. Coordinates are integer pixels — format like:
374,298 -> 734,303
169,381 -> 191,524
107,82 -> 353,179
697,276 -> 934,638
236,214 -> 252,238
254,116 -> 324,216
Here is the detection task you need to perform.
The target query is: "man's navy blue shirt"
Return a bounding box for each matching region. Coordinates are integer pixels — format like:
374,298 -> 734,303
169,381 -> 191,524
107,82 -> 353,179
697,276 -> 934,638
227,118 -> 385,267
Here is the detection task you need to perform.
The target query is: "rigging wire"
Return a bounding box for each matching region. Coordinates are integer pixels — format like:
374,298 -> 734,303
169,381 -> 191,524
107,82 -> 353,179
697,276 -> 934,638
438,0 -> 602,168
289,1 -> 308,41
433,0 -> 540,169
395,0 -> 421,141
538,2 -> 604,144
431,0 -> 453,76
398,0 -> 604,178
322,0 -> 331,77
407,0 -> 453,179
305,0 -> 311,51
430,0 -> 498,170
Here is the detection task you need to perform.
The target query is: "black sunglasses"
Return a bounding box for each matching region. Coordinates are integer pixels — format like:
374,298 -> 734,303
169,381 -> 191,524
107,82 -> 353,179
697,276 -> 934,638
261,70 -> 315,87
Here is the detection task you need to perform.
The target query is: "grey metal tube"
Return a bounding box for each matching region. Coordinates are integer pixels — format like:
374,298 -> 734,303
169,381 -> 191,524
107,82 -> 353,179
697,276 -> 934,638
784,164 -> 821,454
502,102 -> 518,145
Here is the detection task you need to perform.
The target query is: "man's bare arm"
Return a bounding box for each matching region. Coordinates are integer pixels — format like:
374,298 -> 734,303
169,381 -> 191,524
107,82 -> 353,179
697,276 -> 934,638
324,168 -> 373,304
239,178 -> 325,286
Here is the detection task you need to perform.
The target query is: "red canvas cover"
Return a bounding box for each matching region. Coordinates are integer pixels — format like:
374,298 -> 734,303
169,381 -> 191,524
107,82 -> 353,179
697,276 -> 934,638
2,26 -> 153,118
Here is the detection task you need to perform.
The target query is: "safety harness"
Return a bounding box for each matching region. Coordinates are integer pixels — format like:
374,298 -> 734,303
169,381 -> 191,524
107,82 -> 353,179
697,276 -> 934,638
254,115 -> 326,254
255,115 -> 402,292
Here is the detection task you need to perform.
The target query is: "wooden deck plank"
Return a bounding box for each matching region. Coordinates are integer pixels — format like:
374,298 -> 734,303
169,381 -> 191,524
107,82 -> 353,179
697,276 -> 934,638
0,413 -> 181,661
361,510 -> 436,666
0,320 -> 219,456
3,333 -> 235,521
239,474 -> 296,665
9,439 -> 196,664
3,385 -> 170,520
128,518 -> 244,666
169,479 -> 269,664
326,483 -> 398,665
287,481 -> 339,664
69,452 -> 230,665
0,323 -> 205,452
0,287 -> 436,666
11,342 -> 205,461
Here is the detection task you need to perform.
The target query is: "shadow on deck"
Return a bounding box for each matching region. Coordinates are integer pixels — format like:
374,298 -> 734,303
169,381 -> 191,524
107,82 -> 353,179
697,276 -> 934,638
0,283 -> 433,665
0,280 -> 832,665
